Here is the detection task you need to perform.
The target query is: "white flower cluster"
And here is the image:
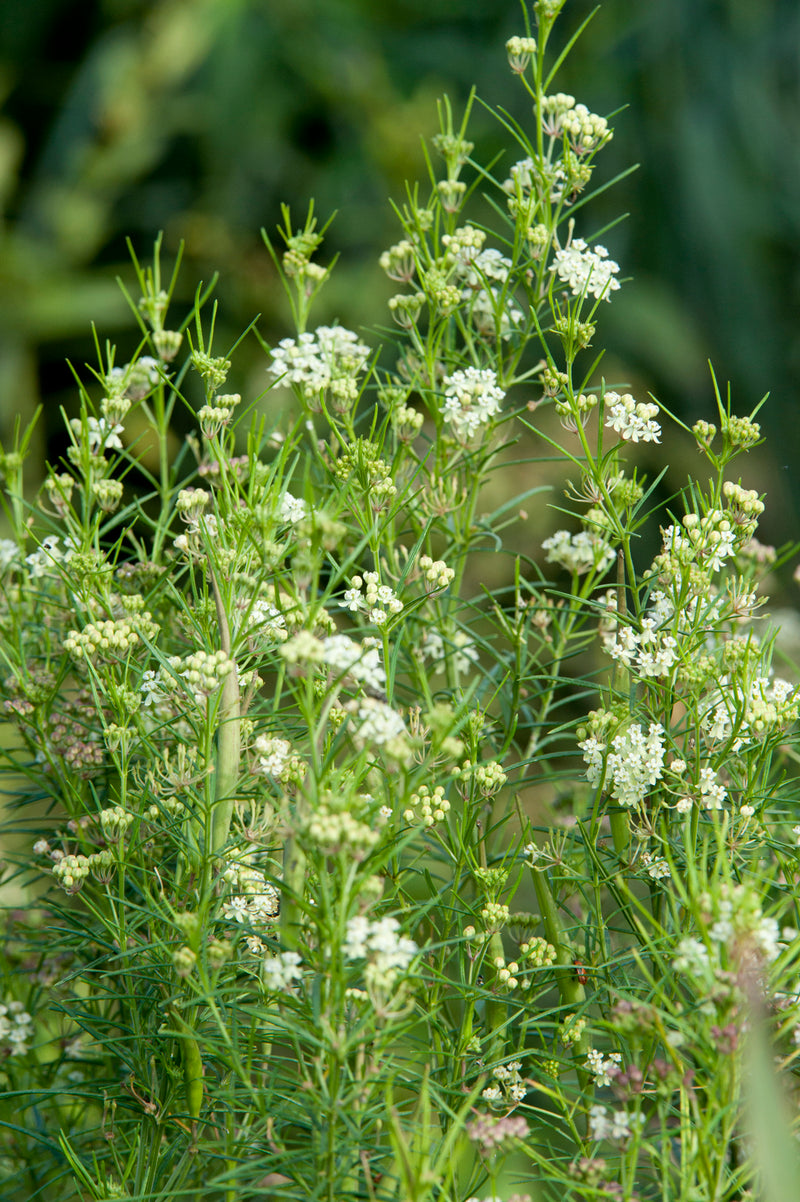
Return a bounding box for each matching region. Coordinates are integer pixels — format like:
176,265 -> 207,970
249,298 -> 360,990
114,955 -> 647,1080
245,598 -> 288,643
481,1060 -> 527,1107
588,1104 -> 632,1143
604,391 -> 661,443
580,722 -> 666,809
702,673 -> 798,749
340,571 -> 404,625
251,734 -> 292,779
354,696 -> 408,747
586,1048 -> 622,1088
0,1001 -> 34,1056
600,594 -> 678,679
551,238 -> 621,301
421,629 -> 479,676
440,367 -> 505,439
107,355 -> 160,399
279,491 -> 307,524
454,245 -> 523,339
322,634 -> 386,695
263,950 -> 303,991
674,884 -> 782,989
222,860 -> 280,927
503,156 -> 565,209
542,529 -> 615,576
541,93 -> 612,152
344,915 -> 418,991
70,415 -> 124,455
25,535 -> 75,580
660,510 -> 737,575
267,326 -> 371,399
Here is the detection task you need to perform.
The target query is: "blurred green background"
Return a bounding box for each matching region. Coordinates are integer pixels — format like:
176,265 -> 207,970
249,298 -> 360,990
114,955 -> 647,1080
1,0 -> 799,551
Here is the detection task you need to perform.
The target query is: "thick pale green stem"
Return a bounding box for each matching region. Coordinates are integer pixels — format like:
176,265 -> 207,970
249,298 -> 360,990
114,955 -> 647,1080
533,867 -> 589,1054
209,571 -> 241,854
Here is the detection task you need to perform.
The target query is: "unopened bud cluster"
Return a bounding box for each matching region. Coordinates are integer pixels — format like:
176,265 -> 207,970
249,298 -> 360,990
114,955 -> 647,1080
302,796 -> 381,859
51,849 -> 115,893
380,239 -> 417,283
519,936 -> 557,968
191,351 -> 231,391
418,555 -> 455,589
333,441 -> 397,509
93,478 -> 124,513
197,392 -> 242,439
175,649 -> 235,698
403,784 -> 450,827
65,614 -> 158,661
506,36 -> 537,74
99,805 -> 134,841
724,414 -> 761,448
455,759 -> 508,797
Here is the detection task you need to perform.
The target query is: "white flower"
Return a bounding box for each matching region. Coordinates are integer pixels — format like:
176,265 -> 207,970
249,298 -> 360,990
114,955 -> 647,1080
355,697 -> 407,746
455,247 -> 513,288
698,764 -> 727,810
588,1104 -> 631,1143
140,668 -> 169,708
610,1109 -> 632,1141
588,1104 -> 611,1141
252,734 -> 292,779
594,722 -> 665,809
263,950 -> 302,991
84,416 -> 124,453
674,937 -> 710,976
585,1048 -> 621,1087
0,539 -> 18,571
552,238 -> 621,301
604,391 -> 661,443
322,635 -> 386,695
25,535 -> 72,579
246,598 -> 287,642
543,529 -> 615,576
343,915 -> 370,959
440,367 -> 505,438
343,914 -> 418,991
279,492 -> 307,523
420,629 -> 479,675
267,326 -> 371,399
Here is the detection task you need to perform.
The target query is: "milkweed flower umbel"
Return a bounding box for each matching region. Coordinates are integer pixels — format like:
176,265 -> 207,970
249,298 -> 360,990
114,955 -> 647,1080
440,367 -> 505,438
551,238 -> 621,301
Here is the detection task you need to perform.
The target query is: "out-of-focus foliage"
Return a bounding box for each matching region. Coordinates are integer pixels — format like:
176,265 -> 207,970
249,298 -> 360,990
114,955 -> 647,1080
1,0 -> 799,539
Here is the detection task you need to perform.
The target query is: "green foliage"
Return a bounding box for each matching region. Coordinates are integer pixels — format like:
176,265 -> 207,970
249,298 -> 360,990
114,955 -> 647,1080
0,4 -> 800,1201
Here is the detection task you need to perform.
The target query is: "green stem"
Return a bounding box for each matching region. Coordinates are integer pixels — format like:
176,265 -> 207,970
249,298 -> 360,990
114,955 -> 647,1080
532,867 -> 589,1049
210,569 -> 241,855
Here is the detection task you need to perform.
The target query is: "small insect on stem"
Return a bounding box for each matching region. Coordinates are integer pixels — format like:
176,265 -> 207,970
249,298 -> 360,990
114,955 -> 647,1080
573,959 -> 588,986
